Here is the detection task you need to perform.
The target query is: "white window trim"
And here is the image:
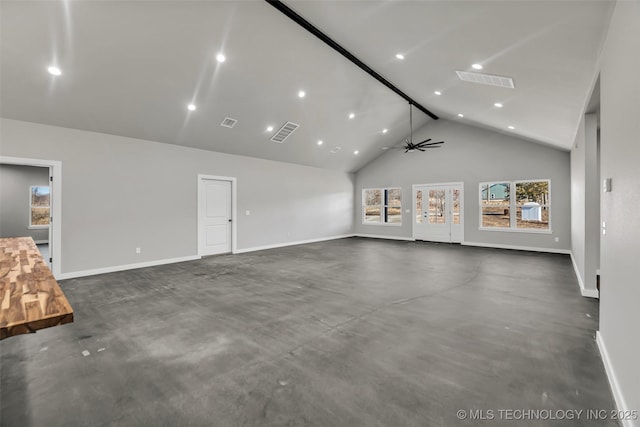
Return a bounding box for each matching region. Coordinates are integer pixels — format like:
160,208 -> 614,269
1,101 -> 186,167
362,187 -> 402,226
29,185 -> 50,229
478,179 -> 552,234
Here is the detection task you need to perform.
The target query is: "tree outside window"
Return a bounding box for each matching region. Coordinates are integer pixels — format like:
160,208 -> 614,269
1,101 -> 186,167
30,186 -> 50,227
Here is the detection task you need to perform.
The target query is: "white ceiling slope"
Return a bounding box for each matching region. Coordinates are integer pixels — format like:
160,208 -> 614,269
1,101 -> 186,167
0,1 -> 613,173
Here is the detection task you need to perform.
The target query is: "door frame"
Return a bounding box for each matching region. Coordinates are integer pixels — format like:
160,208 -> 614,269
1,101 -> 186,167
0,156 -> 63,278
197,174 -> 237,256
412,181 -> 464,243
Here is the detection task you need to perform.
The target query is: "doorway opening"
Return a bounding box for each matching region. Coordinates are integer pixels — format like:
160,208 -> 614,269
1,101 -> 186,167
413,182 -> 463,243
197,174 -> 237,256
0,156 -> 62,277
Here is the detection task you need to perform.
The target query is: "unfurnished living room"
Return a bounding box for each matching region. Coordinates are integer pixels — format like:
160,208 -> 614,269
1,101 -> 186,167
0,1 -> 638,426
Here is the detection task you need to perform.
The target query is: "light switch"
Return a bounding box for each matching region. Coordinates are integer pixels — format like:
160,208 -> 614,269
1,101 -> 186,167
603,178 -> 612,192
245,210 -> 251,216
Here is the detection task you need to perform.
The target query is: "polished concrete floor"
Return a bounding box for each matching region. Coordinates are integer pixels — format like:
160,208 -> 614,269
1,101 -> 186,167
1,238 -> 618,426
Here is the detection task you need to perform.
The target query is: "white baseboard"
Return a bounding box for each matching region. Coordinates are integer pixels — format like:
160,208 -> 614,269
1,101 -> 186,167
462,241 -> 571,254
596,332 -> 637,427
354,233 -> 415,242
234,234 -> 355,254
580,288 -> 600,298
570,252 -> 600,299
57,255 -> 201,280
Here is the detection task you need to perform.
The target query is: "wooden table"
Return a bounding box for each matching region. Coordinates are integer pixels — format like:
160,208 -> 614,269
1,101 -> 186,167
0,237 -> 73,339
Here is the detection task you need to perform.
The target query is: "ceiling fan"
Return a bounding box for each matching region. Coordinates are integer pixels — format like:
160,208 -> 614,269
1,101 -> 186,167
391,103 -> 444,152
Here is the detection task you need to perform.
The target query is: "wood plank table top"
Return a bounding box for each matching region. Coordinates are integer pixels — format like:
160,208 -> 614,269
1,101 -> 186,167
0,237 -> 73,340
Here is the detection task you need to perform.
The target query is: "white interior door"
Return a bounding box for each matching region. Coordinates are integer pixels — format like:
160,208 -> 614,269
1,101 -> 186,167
198,178 -> 232,256
413,183 -> 463,243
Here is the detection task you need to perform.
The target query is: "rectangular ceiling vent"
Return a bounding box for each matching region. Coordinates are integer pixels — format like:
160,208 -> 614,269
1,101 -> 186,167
456,71 -> 515,89
270,121 -> 299,143
220,117 -> 238,128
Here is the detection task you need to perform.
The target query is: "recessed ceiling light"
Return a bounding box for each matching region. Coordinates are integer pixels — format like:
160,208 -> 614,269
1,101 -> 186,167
382,128 -> 388,134
298,90 -> 306,98
317,140 -> 323,146
47,66 -> 61,76
266,126 -> 274,132
458,113 -> 464,118
494,102 -> 503,108
472,63 -> 483,70
349,113 -> 355,119
434,91 -> 442,96
508,125 -> 515,130
395,53 -> 405,60
187,104 -> 196,111
216,53 -> 226,63
354,150 -> 359,155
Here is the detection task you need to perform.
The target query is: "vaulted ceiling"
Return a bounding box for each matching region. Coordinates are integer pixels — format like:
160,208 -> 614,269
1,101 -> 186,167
0,1 -> 613,172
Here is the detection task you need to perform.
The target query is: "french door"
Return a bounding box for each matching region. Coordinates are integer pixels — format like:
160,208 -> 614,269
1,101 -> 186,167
413,183 -> 463,243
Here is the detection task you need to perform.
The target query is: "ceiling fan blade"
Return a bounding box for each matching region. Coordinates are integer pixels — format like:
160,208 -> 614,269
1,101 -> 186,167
425,145 -> 442,148
417,148 -> 426,152
416,138 -> 432,145
421,141 -> 445,146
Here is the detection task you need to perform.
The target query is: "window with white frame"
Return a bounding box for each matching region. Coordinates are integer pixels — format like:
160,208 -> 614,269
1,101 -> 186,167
363,188 -> 402,225
479,180 -> 550,231
30,185 -> 50,227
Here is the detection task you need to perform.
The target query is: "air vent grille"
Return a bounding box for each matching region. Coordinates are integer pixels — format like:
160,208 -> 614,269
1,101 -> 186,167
270,121 -> 299,143
456,71 -> 515,89
220,117 -> 238,128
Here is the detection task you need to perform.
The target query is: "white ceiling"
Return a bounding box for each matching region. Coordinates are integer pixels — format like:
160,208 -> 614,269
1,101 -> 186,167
0,1 -> 613,173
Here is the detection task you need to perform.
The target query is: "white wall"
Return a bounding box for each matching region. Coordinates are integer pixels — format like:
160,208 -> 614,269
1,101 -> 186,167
0,164 -> 50,241
570,113 -> 599,297
570,116 -> 586,283
598,0 -> 640,422
355,119 -> 571,252
0,118 -> 354,276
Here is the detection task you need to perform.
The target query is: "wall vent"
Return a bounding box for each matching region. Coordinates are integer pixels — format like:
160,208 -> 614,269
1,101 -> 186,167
456,71 -> 515,89
220,117 -> 238,128
270,121 -> 299,143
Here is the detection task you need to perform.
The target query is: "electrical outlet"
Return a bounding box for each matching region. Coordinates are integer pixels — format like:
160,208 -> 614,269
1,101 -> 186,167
136,247 -> 141,254
554,237 -> 559,243
245,210 -> 251,216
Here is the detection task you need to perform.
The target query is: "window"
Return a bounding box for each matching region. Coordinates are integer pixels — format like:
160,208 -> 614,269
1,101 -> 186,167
480,180 -> 550,231
480,182 -> 511,228
30,185 -> 50,227
363,188 -> 402,225
515,181 -> 549,230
